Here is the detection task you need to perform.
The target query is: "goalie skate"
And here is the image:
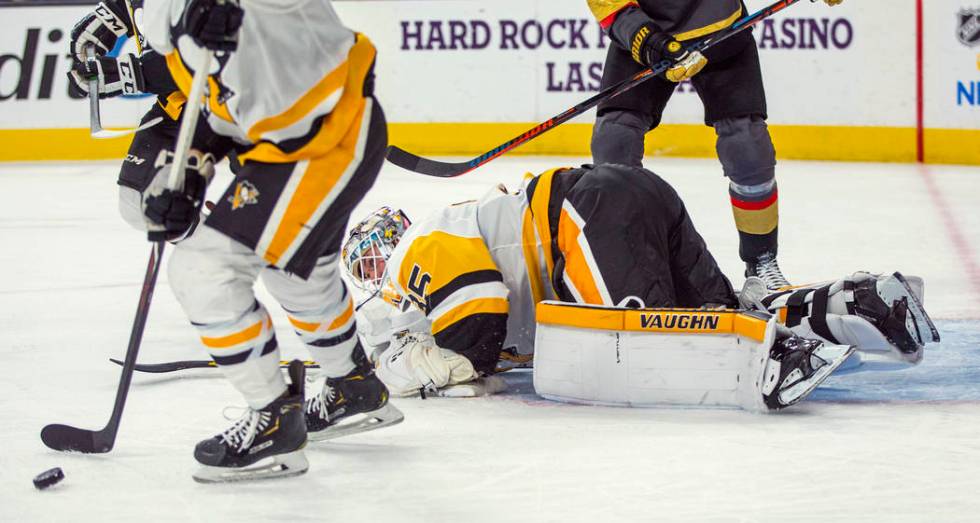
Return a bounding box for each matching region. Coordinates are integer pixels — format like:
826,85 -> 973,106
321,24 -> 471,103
762,335 -> 854,410
193,360 -> 309,483
868,272 -> 940,351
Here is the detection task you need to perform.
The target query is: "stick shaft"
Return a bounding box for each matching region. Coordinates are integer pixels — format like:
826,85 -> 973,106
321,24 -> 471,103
85,46 -> 103,134
167,52 -> 211,191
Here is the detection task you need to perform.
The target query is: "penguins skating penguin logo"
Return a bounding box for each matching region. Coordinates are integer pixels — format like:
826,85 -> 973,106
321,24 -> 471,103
229,180 -> 260,210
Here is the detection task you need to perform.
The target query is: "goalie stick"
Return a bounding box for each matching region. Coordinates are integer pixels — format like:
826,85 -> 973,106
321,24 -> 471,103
41,51 -> 212,454
109,358 -> 320,374
386,0 -> 807,178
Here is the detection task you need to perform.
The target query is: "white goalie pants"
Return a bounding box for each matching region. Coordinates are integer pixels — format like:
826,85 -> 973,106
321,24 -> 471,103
168,225 -> 359,409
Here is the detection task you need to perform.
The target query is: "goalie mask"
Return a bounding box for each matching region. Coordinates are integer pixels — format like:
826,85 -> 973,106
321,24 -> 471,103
342,207 -> 411,292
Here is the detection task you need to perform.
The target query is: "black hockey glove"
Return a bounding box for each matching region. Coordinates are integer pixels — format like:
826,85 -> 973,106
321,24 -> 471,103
70,0 -> 134,64
629,22 -> 707,82
181,0 -> 244,52
143,150 -> 215,242
68,53 -> 145,99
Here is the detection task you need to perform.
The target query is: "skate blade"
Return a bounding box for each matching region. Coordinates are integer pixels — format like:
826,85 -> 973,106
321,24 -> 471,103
192,449 -> 309,484
879,272 -> 940,345
308,403 -> 405,442
778,344 -> 856,407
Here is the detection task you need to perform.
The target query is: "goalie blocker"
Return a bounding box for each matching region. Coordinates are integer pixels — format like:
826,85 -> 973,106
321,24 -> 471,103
532,302 -> 854,412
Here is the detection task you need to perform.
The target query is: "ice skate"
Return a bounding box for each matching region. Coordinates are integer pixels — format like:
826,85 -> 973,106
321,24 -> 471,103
761,334 -> 854,410
852,271 -> 940,354
192,360 -> 309,483
746,252 -> 791,290
306,348 -> 404,441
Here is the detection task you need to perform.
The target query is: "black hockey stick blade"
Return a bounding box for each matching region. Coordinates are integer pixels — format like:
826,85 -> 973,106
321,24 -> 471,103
40,423 -> 115,454
108,358 -> 321,374
385,145 -> 477,178
385,0 -> 804,178
41,241 -> 166,454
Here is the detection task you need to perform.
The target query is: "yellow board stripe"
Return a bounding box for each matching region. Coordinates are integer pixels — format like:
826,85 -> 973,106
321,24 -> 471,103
536,302 -> 768,342
201,320 -> 264,349
2,125 -> 979,165
431,297 -> 509,335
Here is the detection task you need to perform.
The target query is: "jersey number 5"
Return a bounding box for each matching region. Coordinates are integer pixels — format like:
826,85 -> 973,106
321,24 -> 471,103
406,264 -> 432,311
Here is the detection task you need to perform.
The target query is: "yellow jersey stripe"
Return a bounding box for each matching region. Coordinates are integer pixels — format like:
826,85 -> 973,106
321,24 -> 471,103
261,113 -> 364,265
158,90 -> 187,121
529,168 -> 564,292
556,208 -> 605,305
397,232 -> 499,303
673,6 -> 743,41
587,0 -> 638,23
239,34 -> 376,163
431,297 -> 509,335
246,60 -> 350,143
521,207 -> 545,304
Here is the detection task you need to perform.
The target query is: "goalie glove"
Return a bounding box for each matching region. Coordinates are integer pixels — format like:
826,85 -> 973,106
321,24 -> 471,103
119,149 -> 214,242
375,332 -> 480,397
68,53 -> 145,99
69,0 -> 134,64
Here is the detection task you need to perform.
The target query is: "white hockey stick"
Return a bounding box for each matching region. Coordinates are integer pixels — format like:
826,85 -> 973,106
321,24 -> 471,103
85,45 -> 163,139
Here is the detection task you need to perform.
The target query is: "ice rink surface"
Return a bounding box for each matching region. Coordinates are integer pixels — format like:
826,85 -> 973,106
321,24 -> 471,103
2,156 -> 979,522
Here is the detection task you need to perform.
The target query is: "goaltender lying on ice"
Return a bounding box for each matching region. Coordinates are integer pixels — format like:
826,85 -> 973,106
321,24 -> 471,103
341,164 -> 940,412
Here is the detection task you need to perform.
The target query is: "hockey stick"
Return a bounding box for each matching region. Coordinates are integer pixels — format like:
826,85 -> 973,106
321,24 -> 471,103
109,358 -> 320,374
386,0 -> 805,177
41,51 -> 212,454
85,46 -> 163,139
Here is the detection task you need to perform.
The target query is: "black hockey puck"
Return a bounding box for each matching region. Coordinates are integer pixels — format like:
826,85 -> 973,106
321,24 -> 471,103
33,467 -> 64,490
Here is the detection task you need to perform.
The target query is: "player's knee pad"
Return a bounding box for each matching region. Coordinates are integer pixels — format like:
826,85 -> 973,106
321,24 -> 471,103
532,302 -> 851,411
264,254 -> 359,375
168,230 -> 259,324
262,253 -> 345,312
762,272 -> 939,365
591,110 -> 651,167
715,115 -> 775,188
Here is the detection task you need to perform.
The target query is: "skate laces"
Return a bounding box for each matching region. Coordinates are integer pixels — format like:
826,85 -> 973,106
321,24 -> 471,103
752,254 -> 790,289
306,383 -> 337,420
219,406 -> 272,452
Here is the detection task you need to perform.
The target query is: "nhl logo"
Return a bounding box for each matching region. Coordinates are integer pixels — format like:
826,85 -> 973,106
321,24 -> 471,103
958,8 -> 980,47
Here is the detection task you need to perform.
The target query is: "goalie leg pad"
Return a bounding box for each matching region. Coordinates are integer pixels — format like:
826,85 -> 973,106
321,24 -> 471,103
532,303 -> 849,412
762,272 -> 938,364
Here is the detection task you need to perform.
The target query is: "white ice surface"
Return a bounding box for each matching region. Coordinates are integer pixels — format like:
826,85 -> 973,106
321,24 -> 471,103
2,156 -> 980,522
